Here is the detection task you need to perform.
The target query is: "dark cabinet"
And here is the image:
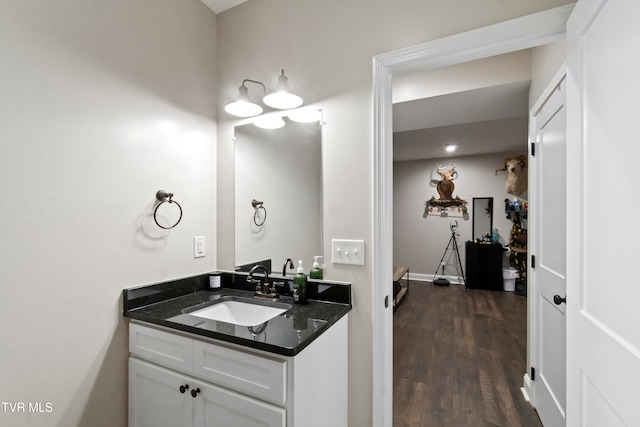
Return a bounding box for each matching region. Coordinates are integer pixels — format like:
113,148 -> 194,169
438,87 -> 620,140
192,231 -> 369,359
465,242 -> 503,291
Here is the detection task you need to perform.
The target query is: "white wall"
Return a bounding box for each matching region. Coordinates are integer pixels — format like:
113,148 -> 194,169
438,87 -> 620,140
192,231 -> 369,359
530,40 -> 567,108
215,1 -> 573,425
394,152 -> 528,280
0,1 -> 217,426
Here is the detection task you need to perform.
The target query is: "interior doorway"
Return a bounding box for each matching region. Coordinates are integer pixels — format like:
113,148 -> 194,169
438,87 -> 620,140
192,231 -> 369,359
372,5 -> 575,426
391,56 -> 533,425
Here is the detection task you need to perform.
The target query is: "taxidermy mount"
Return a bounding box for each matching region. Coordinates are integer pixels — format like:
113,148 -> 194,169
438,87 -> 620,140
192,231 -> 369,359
425,163 -> 467,214
496,155 -> 527,196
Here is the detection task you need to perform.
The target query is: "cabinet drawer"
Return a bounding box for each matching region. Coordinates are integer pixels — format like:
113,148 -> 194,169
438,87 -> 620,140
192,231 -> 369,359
129,323 -> 193,372
193,340 -> 287,405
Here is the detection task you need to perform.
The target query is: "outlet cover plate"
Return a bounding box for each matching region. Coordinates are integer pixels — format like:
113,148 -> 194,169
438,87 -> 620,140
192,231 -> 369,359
194,236 -> 206,258
331,239 -> 365,265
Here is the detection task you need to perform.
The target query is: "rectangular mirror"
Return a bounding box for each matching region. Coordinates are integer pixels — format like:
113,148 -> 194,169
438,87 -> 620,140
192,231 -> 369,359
472,197 -> 493,241
234,113 -> 322,274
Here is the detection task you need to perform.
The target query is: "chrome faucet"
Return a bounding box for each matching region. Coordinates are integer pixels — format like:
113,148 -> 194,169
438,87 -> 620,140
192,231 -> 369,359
248,265 -> 278,300
282,258 -> 294,277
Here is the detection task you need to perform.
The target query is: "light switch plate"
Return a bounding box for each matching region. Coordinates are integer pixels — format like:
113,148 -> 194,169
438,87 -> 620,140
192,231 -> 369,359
194,236 -> 206,258
331,239 -> 365,265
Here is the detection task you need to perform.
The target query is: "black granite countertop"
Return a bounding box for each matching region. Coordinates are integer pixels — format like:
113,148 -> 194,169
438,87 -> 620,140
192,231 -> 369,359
123,272 -> 351,356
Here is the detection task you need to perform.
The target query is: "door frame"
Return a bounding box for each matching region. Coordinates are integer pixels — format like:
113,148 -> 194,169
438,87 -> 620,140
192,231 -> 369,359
371,4 -> 576,425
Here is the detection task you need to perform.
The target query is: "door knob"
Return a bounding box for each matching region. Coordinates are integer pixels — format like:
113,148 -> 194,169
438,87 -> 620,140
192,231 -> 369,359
179,384 -> 189,394
191,388 -> 201,398
553,295 -> 566,305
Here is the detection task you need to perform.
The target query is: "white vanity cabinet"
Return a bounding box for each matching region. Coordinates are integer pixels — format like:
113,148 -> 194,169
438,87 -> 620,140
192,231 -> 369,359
129,358 -> 285,427
128,317 -> 348,427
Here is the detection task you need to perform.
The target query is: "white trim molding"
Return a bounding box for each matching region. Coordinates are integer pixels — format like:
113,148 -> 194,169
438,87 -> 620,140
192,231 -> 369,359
522,372 -> 533,403
408,272 -> 465,285
371,4 -> 574,426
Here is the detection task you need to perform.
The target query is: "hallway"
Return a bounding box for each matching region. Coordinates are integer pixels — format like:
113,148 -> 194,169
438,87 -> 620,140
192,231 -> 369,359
393,282 -> 542,426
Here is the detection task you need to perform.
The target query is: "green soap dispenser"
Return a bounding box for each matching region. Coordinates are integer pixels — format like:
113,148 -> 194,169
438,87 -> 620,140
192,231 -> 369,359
293,260 -> 308,304
310,256 -> 323,279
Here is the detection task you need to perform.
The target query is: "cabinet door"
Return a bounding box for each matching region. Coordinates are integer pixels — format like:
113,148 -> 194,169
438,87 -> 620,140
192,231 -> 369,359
194,380 -> 286,427
129,358 -> 193,427
465,242 -> 480,288
465,243 -> 502,290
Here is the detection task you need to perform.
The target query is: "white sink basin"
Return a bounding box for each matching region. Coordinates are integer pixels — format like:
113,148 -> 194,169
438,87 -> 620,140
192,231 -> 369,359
187,299 -> 290,326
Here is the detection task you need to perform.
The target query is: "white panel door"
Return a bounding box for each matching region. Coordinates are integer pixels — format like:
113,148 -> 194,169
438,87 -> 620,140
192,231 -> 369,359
532,76 -> 567,427
566,1 -> 640,426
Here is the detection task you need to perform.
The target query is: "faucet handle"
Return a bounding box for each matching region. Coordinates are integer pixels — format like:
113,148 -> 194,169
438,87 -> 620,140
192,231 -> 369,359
273,280 -> 291,296
246,276 -> 261,290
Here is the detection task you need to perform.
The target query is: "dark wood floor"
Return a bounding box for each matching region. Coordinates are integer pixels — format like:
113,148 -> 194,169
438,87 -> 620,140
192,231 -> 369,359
393,282 -> 542,427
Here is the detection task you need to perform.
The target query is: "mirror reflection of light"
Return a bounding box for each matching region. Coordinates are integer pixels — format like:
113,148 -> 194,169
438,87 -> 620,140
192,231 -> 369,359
288,108 -> 321,123
253,116 -> 285,129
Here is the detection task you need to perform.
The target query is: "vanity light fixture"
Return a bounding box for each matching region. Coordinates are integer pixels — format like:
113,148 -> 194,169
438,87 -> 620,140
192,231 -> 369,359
225,69 -> 303,118
224,80 -> 265,118
262,70 -> 303,110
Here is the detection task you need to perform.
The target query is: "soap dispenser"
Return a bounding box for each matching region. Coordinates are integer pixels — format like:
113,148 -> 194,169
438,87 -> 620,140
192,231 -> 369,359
310,256 -> 323,279
293,260 -> 308,304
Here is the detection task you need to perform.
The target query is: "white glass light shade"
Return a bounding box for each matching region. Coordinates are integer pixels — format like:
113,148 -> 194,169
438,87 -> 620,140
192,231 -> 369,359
225,84 -> 263,117
262,70 -> 303,110
263,91 -> 303,110
253,116 -> 285,129
225,100 -> 263,117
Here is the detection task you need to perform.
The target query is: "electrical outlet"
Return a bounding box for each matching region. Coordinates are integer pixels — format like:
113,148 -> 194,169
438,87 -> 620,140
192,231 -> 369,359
194,236 -> 205,258
331,239 -> 365,265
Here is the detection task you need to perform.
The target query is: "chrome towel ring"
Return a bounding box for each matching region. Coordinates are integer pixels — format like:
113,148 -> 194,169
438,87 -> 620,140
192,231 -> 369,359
252,199 -> 267,226
154,190 -> 183,229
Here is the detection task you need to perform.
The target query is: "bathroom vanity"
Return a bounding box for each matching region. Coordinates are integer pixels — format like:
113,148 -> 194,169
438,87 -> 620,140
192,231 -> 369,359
123,272 -> 351,427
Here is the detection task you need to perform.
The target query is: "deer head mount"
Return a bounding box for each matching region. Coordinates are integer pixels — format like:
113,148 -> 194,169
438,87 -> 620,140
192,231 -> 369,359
437,163 -> 457,181
424,163 -> 467,215
436,163 -> 457,200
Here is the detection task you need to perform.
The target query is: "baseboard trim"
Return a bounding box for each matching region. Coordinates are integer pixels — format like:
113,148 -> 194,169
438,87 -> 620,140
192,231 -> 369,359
521,373 -> 533,404
409,272 -> 465,285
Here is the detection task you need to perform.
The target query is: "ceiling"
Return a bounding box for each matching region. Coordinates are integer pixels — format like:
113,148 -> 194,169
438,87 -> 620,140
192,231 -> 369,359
200,0 -> 248,14
393,81 -> 531,161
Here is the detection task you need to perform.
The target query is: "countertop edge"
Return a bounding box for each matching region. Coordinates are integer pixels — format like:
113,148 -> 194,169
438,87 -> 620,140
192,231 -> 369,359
124,305 -> 350,357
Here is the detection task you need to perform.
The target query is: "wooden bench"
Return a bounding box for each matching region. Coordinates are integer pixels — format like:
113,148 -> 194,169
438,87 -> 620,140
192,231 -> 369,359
393,266 -> 410,312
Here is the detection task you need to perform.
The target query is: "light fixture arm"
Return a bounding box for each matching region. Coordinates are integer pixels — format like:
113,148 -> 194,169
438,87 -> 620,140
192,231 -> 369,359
241,79 -> 266,94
